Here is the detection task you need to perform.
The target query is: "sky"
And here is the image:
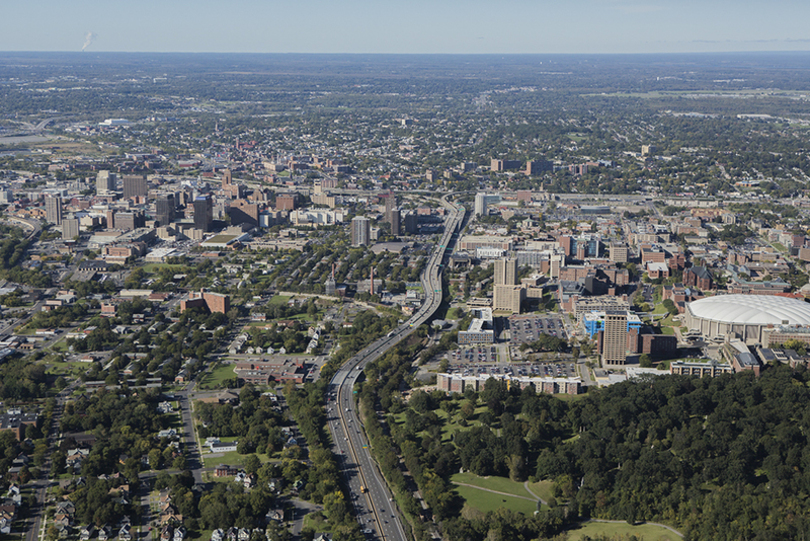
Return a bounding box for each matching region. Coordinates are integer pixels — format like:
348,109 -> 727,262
2,0 -> 810,55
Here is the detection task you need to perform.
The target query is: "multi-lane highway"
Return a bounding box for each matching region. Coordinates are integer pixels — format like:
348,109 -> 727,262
327,195 -> 465,540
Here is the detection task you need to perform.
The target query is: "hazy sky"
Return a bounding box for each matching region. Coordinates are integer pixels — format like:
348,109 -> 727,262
2,0 -> 810,54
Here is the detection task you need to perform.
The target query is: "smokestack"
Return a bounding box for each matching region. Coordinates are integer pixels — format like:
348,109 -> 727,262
331,263 -> 335,280
370,267 -> 374,297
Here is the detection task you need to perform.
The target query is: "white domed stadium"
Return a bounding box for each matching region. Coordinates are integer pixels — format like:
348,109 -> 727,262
684,294 -> 810,342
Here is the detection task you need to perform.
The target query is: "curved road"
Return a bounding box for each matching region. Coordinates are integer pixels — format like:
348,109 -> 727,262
328,195 -> 464,540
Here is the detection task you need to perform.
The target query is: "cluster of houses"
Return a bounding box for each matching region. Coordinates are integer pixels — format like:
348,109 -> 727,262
52,499 -> 133,540
0,485 -> 22,534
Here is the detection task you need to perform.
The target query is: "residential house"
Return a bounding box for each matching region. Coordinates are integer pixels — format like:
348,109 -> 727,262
80,524 -> 96,540
117,525 -> 132,541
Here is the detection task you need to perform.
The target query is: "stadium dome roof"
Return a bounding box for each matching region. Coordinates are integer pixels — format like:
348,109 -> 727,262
688,294 -> 810,326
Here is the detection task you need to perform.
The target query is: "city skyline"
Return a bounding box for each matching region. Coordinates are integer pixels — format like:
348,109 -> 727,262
2,0 -> 810,55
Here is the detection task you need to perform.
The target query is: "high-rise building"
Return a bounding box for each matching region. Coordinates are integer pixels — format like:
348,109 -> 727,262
62,218 -> 80,240
155,194 -> 176,227
525,160 -> 553,175
390,208 -> 401,236
221,169 -> 244,199
275,193 -> 297,211
115,211 -> 144,231
194,195 -> 213,232
45,196 -> 62,225
403,213 -> 418,234
96,170 -> 116,195
495,257 -> 518,286
474,193 -> 487,216
609,242 -> 628,264
123,175 -> 148,199
493,257 -> 521,314
351,216 -> 370,246
228,199 -> 259,227
601,311 -> 628,365
384,191 -> 395,220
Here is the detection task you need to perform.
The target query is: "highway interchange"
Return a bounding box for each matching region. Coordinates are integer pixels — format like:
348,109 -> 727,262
327,195 -> 465,541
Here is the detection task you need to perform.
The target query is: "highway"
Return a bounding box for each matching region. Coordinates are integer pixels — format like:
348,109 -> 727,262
327,195 -> 465,541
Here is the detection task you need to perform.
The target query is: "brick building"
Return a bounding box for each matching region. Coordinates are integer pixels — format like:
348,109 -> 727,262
180,290 -> 230,314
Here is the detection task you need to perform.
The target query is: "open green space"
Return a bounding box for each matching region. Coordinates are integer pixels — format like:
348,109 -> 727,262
451,472 -> 535,499
142,263 -> 187,273
267,295 -> 293,306
565,521 -> 682,541
197,363 -> 236,389
302,512 -> 331,534
201,450 -> 271,469
527,480 -> 555,503
453,483 -> 539,516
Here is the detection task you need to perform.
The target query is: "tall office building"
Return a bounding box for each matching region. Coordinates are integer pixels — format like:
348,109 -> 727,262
474,193 -> 488,216
601,311 -> 628,366
123,175 -> 148,199
493,256 -> 521,314
390,208 -> 401,236
96,170 -> 116,195
45,196 -> 62,225
494,257 -> 518,286
384,191 -> 395,221
155,194 -> 176,227
194,195 -> 213,232
62,218 -> 80,240
351,216 -> 371,246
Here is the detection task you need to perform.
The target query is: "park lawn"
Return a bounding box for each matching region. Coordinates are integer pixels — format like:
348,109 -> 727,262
451,472 -> 534,499
434,406 -> 488,442
202,450 -> 271,468
528,480 -> 555,503
198,363 -> 236,389
44,360 -> 87,377
453,484 -> 539,516
566,521 -> 682,541
552,393 -> 588,403
303,512 -> 331,533
267,295 -> 293,306
652,303 -> 669,315
660,326 -> 675,336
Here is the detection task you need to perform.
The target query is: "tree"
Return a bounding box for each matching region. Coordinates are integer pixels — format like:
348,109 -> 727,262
639,354 -> 653,368
148,449 -> 162,470
243,454 -> 261,475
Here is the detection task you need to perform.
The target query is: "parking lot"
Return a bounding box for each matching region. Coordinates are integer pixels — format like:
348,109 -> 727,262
507,314 -> 567,345
451,345 -> 498,363
442,360 -> 578,379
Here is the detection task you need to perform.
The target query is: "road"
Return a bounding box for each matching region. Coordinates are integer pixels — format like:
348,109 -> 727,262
327,195 -> 465,541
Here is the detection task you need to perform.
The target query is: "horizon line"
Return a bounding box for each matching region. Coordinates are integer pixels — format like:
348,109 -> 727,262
3,49 -> 810,57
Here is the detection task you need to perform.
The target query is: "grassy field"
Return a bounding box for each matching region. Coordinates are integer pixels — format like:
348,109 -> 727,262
527,480 -> 555,502
451,473 -> 534,498
201,450 -> 271,468
143,263 -> 187,273
453,484 -> 539,516
566,521 -> 682,541
268,295 -> 292,306
198,363 -> 236,389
